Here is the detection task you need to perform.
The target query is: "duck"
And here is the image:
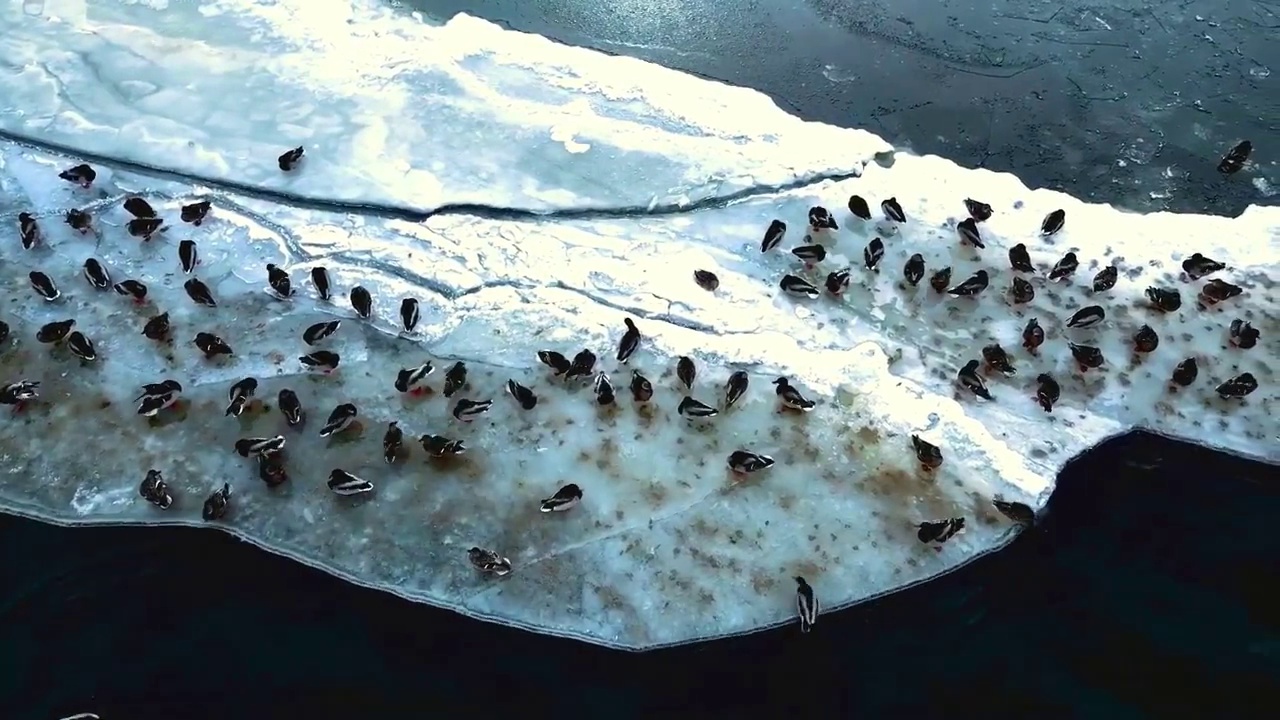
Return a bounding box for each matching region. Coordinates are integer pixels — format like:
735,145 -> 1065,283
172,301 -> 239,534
181,200 -> 212,225
957,360 -> 993,400
1008,243 -> 1034,273
225,377 -> 258,417
910,434 -> 943,471
761,219 -> 787,252
328,469 -> 374,496
617,318 -> 641,363
142,312 -> 171,342
956,217 -> 984,248
36,319 -> 76,344
319,403 -> 358,437
202,483 -> 231,521
1068,343 -> 1105,372
18,212 -> 41,250
400,298 -> 420,332
676,356 -> 696,389
1182,253 -> 1225,281
0,380 -> 40,410
826,268 -> 852,296
537,350 -> 572,376
234,436 -> 286,458
929,267 -> 952,294
880,197 -> 906,223
947,270 -> 988,297
1146,286 -> 1181,313
727,450 -> 775,474
1215,373 -> 1257,400
349,285 -> 372,318
1022,318 -> 1045,353
678,396 -> 718,418
183,277 -> 217,308
82,258 -> 111,290
847,194 -> 872,220
808,206 -> 839,231
194,331 -> 233,358
299,350 -> 341,373
792,244 -> 827,268
1065,305 -> 1105,329
564,350 -> 596,381
540,484 -> 584,513
981,344 -> 1016,375
467,547 -> 512,576
139,469 -> 173,510
267,264 -> 293,299
421,434 -> 466,458
383,421 -> 404,464
1034,373 -> 1060,413
724,370 -> 749,409
278,388 -> 304,425
178,240 -> 199,274
1228,319 -> 1259,349
1092,265 -> 1117,292
443,361 -> 468,396
278,146 -> 305,171
593,373 -> 616,406
1217,140 -> 1251,175
506,379 -> 538,410
452,398 -> 494,422
693,270 -> 720,291
1200,279 -> 1243,306
772,377 -> 815,411
780,274 -> 820,299
302,320 -> 341,345
1040,209 -> 1065,236
59,163 -> 97,188
964,198 -> 993,222
794,577 -> 819,633
311,266 -> 332,300
113,279 -> 148,303
630,370 -> 654,402
863,237 -> 884,271
66,331 -> 97,362
1047,251 -> 1078,281
395,362 -> 435,394
1170,358 -> 1198,387
917,518 -> 965,549
903,253 -> 925,287
1009,276 -> 1035,304
1132,325 -> 1159,353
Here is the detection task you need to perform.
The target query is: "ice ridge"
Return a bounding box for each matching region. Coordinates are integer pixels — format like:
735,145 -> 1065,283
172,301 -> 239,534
0,130 -> 886,223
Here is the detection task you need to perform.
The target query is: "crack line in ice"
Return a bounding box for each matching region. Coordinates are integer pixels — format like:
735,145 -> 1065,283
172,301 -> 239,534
0,130 -> 881,222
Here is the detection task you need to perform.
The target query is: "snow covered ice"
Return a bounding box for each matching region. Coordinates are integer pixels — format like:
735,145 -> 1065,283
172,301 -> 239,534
0,1 -> 1277,650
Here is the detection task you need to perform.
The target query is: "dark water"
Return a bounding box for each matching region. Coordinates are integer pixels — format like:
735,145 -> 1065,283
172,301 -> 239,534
2,431 -> 1277,719
411,0 -> 1279,215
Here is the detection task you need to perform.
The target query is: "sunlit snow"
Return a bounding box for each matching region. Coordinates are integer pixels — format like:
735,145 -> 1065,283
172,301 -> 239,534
0,1 -> 1276,650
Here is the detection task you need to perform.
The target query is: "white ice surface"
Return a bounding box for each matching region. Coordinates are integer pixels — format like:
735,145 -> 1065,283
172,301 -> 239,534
0,0 -> 889,211
0,1 -> 1277,650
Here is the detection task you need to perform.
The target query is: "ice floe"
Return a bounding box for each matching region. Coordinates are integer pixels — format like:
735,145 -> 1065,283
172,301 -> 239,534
0,1 -> 889,211
0,1 -> 1276,650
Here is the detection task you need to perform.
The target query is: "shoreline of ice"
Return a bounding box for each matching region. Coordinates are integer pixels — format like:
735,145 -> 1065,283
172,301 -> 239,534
0,1 -> 1275,650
